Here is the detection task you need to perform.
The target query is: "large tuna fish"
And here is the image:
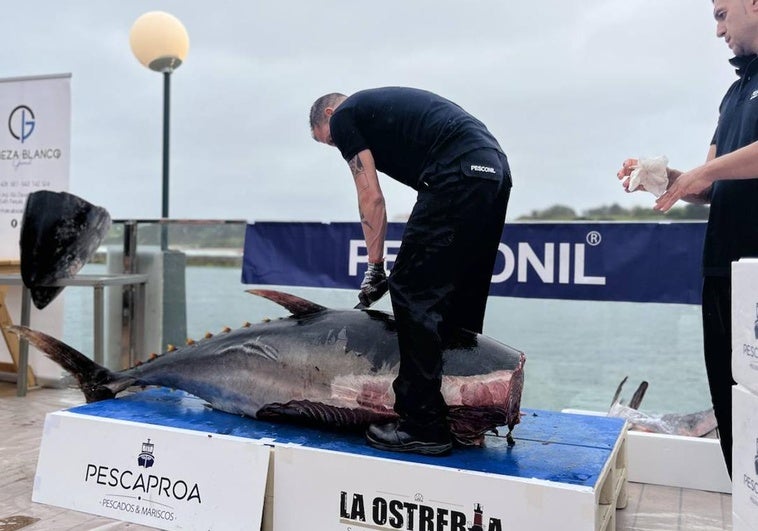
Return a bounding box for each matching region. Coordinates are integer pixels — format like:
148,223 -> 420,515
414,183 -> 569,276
8,289 -> 525,447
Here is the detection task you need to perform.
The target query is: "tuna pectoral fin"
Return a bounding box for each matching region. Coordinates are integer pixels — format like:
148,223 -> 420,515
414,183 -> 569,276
6,325 -> 133,402
257,400 -> 395,430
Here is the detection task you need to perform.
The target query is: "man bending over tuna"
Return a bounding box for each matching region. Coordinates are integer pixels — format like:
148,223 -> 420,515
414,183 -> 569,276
310,87 -> 512,455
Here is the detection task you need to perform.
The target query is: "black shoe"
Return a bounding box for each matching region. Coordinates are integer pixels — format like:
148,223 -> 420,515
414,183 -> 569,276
365,419 -> 452,456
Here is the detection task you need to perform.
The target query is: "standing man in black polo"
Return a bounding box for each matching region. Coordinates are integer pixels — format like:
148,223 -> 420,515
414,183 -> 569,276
310,87 -> 512,455
617,0 -> 758,478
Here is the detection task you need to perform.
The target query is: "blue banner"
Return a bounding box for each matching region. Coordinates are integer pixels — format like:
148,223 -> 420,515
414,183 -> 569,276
242,222 -> 706,305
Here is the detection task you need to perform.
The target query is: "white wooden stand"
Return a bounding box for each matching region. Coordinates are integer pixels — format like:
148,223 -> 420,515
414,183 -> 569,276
33,389 -> 628,531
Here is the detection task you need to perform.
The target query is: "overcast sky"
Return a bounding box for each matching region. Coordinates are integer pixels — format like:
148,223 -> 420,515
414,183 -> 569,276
0,1 -> 735,222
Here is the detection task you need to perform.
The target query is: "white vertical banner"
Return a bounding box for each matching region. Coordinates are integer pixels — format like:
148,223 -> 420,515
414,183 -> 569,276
0,73 -> 71,261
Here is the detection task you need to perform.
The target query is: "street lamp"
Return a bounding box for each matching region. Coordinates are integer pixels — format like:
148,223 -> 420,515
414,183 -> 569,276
129,11 -> 189,249
128,11 -> 190,357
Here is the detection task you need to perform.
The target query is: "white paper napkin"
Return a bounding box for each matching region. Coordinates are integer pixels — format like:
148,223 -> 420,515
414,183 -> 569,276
626,155 -> 669,197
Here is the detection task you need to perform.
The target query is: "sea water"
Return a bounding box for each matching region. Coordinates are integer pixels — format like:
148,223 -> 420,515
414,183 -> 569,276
63,264 -> 710,416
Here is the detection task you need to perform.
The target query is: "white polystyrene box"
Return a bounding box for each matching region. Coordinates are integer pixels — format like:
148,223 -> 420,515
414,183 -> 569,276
731,384 -> 758,529
732,259 -> 758,395
733,510 -> 753,531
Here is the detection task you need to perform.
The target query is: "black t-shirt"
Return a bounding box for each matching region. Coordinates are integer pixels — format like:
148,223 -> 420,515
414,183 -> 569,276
705,55 -> 758,276
329,87 -> 503,190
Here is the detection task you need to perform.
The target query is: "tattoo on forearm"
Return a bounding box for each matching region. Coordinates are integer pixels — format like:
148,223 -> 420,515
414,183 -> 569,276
359,208 -> 374,231
348,154 -> 365,177
350,152 -> 375,230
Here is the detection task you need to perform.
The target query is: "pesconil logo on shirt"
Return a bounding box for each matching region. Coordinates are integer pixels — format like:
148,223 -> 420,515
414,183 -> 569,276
751,90 -> 758,101
470,164 -> 496,174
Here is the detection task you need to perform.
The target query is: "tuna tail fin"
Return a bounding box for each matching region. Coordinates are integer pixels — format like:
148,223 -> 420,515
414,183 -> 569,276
5,325 -> 135,402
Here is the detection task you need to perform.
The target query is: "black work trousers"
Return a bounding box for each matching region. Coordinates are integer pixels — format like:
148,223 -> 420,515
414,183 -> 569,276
388,149 -> 511,425
702,275 -> 735,478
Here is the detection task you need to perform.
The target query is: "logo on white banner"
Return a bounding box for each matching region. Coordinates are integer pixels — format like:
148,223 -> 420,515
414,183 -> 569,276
137,438 -> 155,468
83,436 -> 205,524
8,105 -> 35,142
340,490 -> 502,530
1,103 -> 62,169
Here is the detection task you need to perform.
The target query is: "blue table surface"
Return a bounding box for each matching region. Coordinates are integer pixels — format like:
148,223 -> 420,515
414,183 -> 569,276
68,388 -> 625,488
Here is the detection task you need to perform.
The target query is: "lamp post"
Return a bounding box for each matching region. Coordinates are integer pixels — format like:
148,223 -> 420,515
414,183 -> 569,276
129,11 -> 189,249
127,11 -> 189,358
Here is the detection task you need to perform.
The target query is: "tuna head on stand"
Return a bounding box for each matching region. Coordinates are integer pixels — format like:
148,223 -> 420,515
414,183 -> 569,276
19,190 -> 111,309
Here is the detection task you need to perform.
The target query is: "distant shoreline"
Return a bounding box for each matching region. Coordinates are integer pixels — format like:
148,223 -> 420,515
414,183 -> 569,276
92,248 -> 243,268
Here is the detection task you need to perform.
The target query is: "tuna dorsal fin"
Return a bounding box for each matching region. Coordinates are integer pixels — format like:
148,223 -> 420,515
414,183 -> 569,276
246,289 -> 327,316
